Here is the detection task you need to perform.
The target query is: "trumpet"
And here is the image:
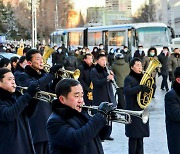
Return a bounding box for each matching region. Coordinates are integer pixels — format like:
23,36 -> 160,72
16,86 -> 57,103
43,63 -> 80,80
81,105 -> 149,124
58,68 -> 80,80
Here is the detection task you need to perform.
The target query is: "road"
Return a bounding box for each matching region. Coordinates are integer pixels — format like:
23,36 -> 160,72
103,76 -> 170,154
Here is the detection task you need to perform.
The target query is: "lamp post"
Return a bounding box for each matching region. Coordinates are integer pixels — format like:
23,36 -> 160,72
32,0 -> 37,49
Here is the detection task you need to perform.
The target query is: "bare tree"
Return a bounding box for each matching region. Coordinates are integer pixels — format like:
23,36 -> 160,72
132,1 -> 156,23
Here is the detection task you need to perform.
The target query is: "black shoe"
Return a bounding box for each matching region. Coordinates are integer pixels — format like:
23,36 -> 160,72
152,96 -> 155,98
161,88 -> 165,90
106,136 -> 114,141
166,88 -> 169,92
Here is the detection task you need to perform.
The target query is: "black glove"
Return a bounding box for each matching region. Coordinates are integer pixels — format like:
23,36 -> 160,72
141,85 -> 151,93
169,71 -> 173,82
98,102 -> 116,116
49,64 -> 63,74
27,81 -> 40,97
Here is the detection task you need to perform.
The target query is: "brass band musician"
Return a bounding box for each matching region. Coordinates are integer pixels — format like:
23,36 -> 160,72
78,53 -> 94,106
18,49 -> 62,154
124,58 -> 150,154
46,79 -> 114,154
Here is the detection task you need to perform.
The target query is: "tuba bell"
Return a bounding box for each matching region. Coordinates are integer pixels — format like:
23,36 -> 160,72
137,58 -> 161,109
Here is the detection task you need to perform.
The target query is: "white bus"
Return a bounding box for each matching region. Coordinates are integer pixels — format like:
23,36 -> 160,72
50,22 -> 174,55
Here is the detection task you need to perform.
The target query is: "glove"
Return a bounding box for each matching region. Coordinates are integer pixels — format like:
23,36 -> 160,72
49,64 -> 63,74
98,102 -> 116,116
169,71 -> 173,82
27,81 -> 40,97
141,85 -> 151,93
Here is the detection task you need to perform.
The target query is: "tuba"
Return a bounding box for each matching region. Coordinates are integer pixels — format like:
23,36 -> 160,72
137,58 -> 161,109
43,46 -> 55,63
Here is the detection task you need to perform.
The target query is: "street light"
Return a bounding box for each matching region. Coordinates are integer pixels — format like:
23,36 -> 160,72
32,0 -> 37,49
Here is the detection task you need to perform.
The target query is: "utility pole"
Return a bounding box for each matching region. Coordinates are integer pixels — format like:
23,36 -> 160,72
55,0 -> 59,30
32,0 -> 37,49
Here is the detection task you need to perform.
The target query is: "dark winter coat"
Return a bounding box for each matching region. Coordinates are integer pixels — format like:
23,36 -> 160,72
47,99 -> 111,154
90,64 -> 116,106
64,55 -> 79,71
0,88 -> 37,154
165,81 -> 180,154
133,50 -> 145,61
168,53 -> 180,80
124,70 -> 150,138
121,50 -> 132,63
14,65 -> 24,85
52,51 -> 65,66
78,62 -> 95,106
111,59 -> 130,88
108,53 -> 114,66
18,65 -> 54,143
158,52 -> 169,76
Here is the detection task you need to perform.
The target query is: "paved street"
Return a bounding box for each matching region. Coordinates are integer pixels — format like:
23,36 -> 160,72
103,77 -> 170,154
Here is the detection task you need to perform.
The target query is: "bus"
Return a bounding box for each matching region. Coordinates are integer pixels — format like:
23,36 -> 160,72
50,22 -> 175,56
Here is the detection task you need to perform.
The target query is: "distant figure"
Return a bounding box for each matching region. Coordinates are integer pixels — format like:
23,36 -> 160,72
134,45 -> 145,61
158,46 -> 170,92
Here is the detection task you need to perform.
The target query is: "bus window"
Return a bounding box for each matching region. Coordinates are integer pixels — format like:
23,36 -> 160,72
108,31 -> 126,46
69,32 -> 83,46
136,27 -> 169,48
88,32 -> 102,46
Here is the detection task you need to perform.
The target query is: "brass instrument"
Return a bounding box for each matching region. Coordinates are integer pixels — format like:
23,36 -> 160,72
137,58 -> 161,109
16,86 -> 57,103
43,46 -> 55,63
87,82 -> 93,100
43,63 -> 80,80
105,65 -> 119,89
81,105 -> 149,124
58,68 -> 80,80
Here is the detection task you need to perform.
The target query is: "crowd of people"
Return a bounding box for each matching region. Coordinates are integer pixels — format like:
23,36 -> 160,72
0,42 -> 180,154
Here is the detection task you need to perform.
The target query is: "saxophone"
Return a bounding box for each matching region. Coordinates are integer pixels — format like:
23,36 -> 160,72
137,58 -> 161,109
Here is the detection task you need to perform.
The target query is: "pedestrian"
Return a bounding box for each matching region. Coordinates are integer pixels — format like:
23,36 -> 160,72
0,68 -> 39,154
133,45 -> 145,61
18,49 -> 62,154
46,78 -> 114,154
108,48 -> 115,66
120,45 -> 132,63
168,48 -> 180,83
165,66 -> 180,154
112,53 -> 130,109
124,57 -> 150,154
158,46 -> 170,92
52,46 -> 65,66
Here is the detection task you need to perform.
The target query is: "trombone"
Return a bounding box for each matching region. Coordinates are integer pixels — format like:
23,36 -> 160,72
16,86 -> 57,103
81,105 -> 149,124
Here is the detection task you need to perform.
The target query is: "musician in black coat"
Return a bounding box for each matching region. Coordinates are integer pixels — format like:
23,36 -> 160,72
78,53 -> 95,106
18,49 -> 61,154
47,79 -> 113,154
90,54 -> 116,107
165,66 -> 180,154
0,68 -> 39,154
124,58 -> 150,154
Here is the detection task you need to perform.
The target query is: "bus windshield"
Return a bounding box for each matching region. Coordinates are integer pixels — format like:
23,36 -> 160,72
136,27 -> 169,48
